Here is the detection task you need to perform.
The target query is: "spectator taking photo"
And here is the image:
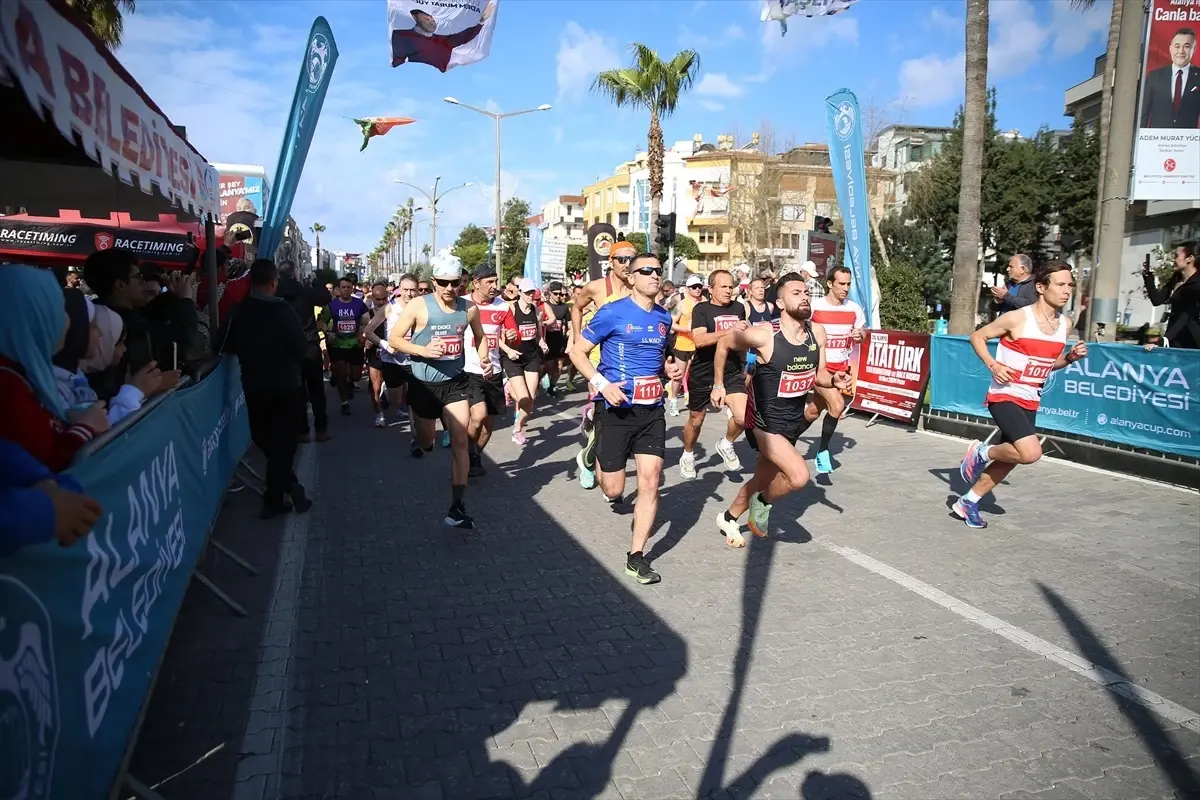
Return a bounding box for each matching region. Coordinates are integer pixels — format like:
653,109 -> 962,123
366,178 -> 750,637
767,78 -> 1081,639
1144,241 -> 1199,350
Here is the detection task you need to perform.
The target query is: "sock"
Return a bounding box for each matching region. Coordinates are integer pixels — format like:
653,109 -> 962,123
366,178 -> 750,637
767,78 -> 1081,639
979,445 -> 993,462
819,414 -> 838,452
468,441 -> 478,457
451,484 -> 465,505
606,493 -> 622,504
723,510 -> 739,524
963,489 -> 982,504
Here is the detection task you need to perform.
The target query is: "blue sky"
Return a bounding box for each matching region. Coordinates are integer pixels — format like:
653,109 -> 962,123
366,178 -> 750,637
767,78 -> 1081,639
117,0 -> 1111,257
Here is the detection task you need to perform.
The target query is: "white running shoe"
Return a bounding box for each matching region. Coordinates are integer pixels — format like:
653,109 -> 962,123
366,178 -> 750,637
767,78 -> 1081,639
715,438 -> 741,471
667,397 -> 679,417
716,511 -> 746,548
373,412 -> 386,428
679,451 -> 697,480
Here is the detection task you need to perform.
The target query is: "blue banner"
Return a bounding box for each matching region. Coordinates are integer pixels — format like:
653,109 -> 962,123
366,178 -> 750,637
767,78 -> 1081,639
0,359 -> 249,799
523,223 -> 543,285
824,89 -> 875,325
930,335 -> 1200,459
258,17 -> 339,258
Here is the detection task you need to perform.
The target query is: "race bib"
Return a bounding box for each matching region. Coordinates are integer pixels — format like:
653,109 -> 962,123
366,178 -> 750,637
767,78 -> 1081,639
778,369 -> 815,398
771,319 -> 781,333
714,315 -> 739,332
434,335 -> 463,359
548,320 -> 563,332
826,334 -> 851,350
631,375 -> 664,405
486,332 -> 500,351
519,323 -> 537,342
1020,356 -> 1055,385
336,319 -> 357,335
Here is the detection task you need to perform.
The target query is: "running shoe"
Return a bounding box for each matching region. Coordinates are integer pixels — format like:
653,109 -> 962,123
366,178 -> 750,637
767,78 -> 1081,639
952,497 -> 988,529
410,439 -> 424,458
541,373 -> 551,390
667,397 -> 679,417
441,430 -> 451,448
959,439 -> 989,485
625,552 -> 661,585
565,377 -> 576,390
373,412 -> 386,428
815,450 -> 833,474
678,451 -> 697,480
468,456 -> 487,478
715,438 -> 742,471
393,407 -> 409,423
716,511 -> 746,548
576,449 -> 596,490
747,492 -> 772,538
512,430 -> 528,446
340,401 -> 351,416
445,502 -> 475,529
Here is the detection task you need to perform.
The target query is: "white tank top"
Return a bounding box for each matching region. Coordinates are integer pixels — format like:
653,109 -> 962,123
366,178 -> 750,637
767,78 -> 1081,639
810,296 -> 865,370
985,306 -> 1070,411
464,296 -> 509,376
379,299 -> 410,366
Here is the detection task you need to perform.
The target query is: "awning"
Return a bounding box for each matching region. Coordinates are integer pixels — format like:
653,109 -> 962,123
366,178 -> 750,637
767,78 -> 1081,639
0,0 -> 219,220
0,211 -> 204,265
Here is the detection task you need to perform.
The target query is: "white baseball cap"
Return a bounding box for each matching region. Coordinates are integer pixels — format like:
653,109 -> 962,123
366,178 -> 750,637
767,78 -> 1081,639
799,260 -> 818,278
685,274 -> 704,288
430,249 -> 463,280
517,277 -> 537,293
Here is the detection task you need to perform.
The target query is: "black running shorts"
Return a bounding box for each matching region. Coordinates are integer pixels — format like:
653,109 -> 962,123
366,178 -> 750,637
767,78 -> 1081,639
501,352 -> 542,379
467,372 -> 506,416
686,369 -> 745,413
328,345 -> 364,367
407,372 -> 471,420
545,333 -> 568,359
594,402 -> 666,472
988,400 -> 1037,444
379,361 -> 410,388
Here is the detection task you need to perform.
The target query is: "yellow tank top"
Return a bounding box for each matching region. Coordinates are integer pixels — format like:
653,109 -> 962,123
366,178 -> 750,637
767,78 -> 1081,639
583,275 -> 625,366
673,297 -> 698,352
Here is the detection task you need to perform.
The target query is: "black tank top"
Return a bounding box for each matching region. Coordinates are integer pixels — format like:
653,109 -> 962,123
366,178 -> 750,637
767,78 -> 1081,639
510,301 -> 540,358
547,302 -> 569,337
751,322 -> 820,432
747,301 -> 774,326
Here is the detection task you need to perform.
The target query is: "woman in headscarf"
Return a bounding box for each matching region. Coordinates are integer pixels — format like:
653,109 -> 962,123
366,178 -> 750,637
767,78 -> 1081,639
55,290 -> 161,425
0,266 -> 110,471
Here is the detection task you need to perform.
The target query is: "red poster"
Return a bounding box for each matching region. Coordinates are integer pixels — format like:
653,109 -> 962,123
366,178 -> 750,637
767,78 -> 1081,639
849,329 -> 932,424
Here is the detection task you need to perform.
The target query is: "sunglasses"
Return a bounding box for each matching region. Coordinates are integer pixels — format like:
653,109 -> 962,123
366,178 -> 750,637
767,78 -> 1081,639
417,286 -> 432,293
612,255 -> 635,265
634,266 -> 663,277
434,279 -> 460,288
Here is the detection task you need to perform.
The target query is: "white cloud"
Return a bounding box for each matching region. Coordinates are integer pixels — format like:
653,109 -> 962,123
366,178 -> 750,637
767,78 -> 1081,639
1051,0 -> 1111,58
752,12 -> 859,81
989,0 -> 1050,78
555,22 -> 621,105
926,6 -> 962,34
699,100 -> 726,112
696,73 -> 745,99
897,52 -> 965,109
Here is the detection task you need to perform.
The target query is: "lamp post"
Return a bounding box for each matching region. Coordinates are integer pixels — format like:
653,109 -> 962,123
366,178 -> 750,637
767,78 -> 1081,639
393,177 -> 472,257
443,97 -> 552,268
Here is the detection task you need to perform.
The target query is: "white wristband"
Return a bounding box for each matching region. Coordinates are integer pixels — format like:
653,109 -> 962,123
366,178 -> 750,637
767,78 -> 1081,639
589,373 -> 610,391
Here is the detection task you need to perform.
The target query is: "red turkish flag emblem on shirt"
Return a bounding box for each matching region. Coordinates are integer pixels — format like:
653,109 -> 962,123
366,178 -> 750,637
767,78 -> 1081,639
94,231 -> 114,250
1164,159 -> 1176,173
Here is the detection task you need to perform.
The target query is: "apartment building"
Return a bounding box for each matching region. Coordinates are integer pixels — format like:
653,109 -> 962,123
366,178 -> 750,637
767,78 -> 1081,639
869,124 -> 951,214
539,195 -> 587,242
582,164 -> 633,231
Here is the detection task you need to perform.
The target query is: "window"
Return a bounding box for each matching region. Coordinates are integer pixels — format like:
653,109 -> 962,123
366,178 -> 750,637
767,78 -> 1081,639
781,205 -> 805,222
618,212 -> 629,228
816,203 -> 832,218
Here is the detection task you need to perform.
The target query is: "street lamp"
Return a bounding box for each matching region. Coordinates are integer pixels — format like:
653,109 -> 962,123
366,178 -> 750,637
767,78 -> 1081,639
443,97 -> 552,266
392,176 -> 472,256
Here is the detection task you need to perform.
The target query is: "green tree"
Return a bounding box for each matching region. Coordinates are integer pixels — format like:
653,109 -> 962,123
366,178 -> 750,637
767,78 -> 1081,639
310,222 -> 327,269
624,232 -> 648,252
454,242 -> 490,270
65,0 -> 134,47
566,244 -> 588,274
592,44 -> 701,253
1053,117 -> 1101,257
455,224 -> 489,249
499,197 -> 531,283
314,267 -> 337,287
620,231 -> 698,264
877,261 -> 929,332
878,213 -> 950,308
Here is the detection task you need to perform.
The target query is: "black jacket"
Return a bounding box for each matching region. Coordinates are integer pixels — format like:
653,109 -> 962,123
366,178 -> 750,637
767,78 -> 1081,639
276,275 -> 332,351
218,292 -> 309,391
1146,270 -> 1200,350
996,278 -> 1038,313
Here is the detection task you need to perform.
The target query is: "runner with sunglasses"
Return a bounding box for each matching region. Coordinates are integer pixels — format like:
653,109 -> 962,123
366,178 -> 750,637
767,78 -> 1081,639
542,281 -> 571,396
416,280 -> 432,296
569,253 -> 685,584
498,278 -> 547,445
569,240 -> 636,489
668,275 -> 704,416
388,250 -> 490,529
463,265 -> 510,477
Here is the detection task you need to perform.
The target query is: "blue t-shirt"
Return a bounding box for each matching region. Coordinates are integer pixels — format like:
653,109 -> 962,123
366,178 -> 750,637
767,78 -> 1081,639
581,296 -> 672,409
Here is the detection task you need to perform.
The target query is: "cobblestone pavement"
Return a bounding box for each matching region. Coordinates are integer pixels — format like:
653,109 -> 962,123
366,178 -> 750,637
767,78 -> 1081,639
130,385 -> 1200,800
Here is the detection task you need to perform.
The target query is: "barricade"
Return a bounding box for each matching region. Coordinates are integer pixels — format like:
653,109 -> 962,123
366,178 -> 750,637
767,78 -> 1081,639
928,335 -> 1200,460
0,357 -> 250,800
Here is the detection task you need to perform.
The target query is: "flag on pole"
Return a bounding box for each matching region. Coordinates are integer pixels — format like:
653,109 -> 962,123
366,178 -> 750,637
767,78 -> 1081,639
353,116 -> 415,151
824,89 -> 878,327
388,0 -> 499,72
761,0 -> 859,36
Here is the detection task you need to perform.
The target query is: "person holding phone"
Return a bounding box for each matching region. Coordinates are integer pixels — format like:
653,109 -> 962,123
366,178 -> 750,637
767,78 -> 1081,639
1143,242 -> 1199,349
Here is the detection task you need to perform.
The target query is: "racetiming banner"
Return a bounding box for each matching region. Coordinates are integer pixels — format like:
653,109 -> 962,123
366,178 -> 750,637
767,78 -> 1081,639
823,89 -> 878,328
930,336 -> 1200,459
259,17 -> 339,258
0,359 -> 249,798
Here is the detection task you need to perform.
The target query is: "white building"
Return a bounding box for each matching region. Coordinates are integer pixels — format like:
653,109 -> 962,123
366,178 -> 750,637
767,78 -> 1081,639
869,124 -> 952,214
628,140 -> 696,238
539,195 -> 587,242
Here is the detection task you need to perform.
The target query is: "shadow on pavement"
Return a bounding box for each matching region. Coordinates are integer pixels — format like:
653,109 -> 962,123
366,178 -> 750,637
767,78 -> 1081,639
1038,583 -> 1200,797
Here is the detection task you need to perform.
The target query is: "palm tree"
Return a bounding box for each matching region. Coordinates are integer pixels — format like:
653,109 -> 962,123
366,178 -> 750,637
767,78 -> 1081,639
422,244 -> 431,261
404,197 -> 417,266
1071,0 -> 1120,264
592,43 -> 701,253
65,0 -> 135,47
310,222 -> 326,269
384,221 -> 399,271
948,0 -> 989,336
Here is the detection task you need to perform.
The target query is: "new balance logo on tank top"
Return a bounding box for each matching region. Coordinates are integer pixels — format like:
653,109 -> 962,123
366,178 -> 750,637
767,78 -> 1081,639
581,296 -> 672,410
986,306 -> 1069,411
464,297 -> 507,376
810,296 -> 865,371
750,324 -> 820,433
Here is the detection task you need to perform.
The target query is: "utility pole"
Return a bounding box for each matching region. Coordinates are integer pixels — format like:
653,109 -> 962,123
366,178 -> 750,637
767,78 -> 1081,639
393,177 -> 471,260
1089,0 -> 1145,342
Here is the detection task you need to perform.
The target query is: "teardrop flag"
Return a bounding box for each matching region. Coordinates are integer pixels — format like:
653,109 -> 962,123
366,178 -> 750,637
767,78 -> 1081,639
353,116 -> 416,151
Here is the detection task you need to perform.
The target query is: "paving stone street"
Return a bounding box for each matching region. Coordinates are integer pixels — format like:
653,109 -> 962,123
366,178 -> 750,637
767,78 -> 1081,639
129,386 -> 1200,800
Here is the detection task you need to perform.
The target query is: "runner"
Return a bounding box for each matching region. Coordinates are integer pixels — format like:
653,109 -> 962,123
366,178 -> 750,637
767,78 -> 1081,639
564,280 -> 588,390
713,274 -> 849,545
363,281 -> 392,427
320,276 -> 371,416
542,281 -> 571,397
743,277 -> 775,327
568,253 -> 685,584
499,277 -> 548,445
807,266 -> 866,474
569,240 -> 636,489
378,275 -> 418,433
956,261 -> 1086,529
667,274 -> 703,416
680,270 -> 749,480
387,251 -> 491,528
463,264 -> 510,477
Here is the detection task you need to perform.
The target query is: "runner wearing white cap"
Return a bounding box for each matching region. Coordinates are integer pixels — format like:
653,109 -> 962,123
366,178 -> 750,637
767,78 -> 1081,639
499,276 -> 549,445
388,249 -> 491,529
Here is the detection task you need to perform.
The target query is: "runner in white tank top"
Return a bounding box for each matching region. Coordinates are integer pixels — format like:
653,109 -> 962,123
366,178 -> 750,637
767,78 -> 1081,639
955,261 -> 1088,529
804,266 -> 866,475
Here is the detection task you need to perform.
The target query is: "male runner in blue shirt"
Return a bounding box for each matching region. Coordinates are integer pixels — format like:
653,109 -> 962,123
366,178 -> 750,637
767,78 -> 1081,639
570,253 -> 684,585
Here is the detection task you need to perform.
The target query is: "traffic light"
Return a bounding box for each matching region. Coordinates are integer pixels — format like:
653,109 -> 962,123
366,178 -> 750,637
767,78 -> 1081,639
814,216 -> 832,234
655,212 -> 677,248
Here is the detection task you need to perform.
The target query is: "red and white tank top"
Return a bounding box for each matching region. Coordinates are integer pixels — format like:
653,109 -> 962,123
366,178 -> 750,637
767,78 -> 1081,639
810,297 -> 864,371
464,297 -> 508,376
985,306 -> 1070,411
